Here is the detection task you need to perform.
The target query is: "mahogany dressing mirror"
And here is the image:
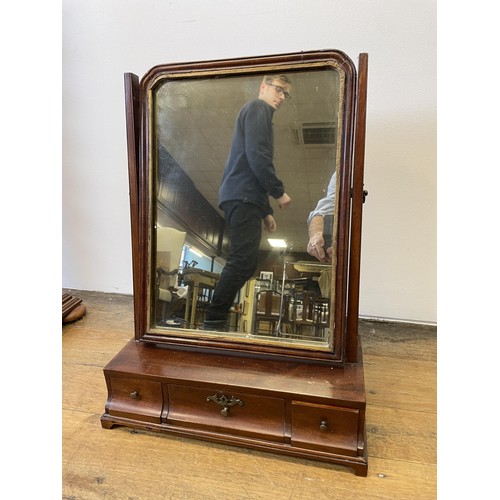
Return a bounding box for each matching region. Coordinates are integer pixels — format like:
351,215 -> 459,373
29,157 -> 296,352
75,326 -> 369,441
102,51 -> 369,476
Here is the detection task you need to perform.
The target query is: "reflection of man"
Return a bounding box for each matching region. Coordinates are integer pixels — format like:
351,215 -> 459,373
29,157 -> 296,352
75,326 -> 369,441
203,75 -> 292,331
307,172 -> 336,263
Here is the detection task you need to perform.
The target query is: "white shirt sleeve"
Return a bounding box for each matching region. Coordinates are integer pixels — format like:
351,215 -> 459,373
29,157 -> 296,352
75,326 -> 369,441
306,172 -> 336,225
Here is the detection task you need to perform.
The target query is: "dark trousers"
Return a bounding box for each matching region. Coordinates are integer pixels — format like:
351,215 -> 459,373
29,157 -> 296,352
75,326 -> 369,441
205,200 -> 263,321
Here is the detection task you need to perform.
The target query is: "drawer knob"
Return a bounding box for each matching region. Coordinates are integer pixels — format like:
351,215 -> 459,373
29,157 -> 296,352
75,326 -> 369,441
129,391 -> 139,399
207,394 -> 244,417
320,420 -> 328,431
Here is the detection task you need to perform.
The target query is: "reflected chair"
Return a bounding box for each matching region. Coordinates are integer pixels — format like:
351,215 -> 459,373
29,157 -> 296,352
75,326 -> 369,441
292,291 -> 330,340
156,227 -> 187,325
254,290 -> 291,336
309,295 -> 330,340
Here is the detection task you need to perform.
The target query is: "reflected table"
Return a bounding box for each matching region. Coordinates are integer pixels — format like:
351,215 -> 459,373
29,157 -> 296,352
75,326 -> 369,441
181,269 -> 220,327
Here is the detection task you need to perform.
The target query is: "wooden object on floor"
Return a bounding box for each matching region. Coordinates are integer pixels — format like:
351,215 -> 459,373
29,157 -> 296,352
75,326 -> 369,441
62,290 -> 437,499
62,291 -> 86,323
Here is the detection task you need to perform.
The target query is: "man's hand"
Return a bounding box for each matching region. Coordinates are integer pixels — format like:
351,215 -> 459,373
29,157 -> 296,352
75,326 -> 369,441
263,214 -> 276,232
307,231 -> 331,262
307,214 -> 332,262
277,193 -> 291,209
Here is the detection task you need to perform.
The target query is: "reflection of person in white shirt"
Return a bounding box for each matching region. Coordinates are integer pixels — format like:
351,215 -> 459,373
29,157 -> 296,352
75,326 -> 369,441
307,172 -> 336,263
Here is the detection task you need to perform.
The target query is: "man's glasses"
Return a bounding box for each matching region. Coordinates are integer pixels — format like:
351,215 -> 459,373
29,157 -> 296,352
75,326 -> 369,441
267,83 -> 291,100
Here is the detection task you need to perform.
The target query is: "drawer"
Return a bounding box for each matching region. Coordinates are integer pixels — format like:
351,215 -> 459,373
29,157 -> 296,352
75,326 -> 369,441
291,401 -> 359,456
106,376 -> 163,423
166,385 -> 285,442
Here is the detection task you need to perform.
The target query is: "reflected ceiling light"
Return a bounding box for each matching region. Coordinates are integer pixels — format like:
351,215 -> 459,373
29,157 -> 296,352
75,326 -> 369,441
267,238 -> 287,248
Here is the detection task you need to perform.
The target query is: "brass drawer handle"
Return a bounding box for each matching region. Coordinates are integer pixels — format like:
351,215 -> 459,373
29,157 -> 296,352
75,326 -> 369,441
129,390 -> 139,399
320,420 -> 328,431
206,394 -> 244,417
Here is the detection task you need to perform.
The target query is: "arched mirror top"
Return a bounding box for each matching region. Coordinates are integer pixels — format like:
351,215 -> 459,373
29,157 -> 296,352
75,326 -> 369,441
132,50 -> 359,364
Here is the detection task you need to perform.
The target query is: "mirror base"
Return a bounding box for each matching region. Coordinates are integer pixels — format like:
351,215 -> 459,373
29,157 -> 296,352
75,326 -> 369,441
101,339 -> 368,476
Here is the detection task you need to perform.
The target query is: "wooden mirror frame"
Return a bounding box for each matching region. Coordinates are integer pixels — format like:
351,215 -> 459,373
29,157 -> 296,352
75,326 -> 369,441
125,50 -> 367,365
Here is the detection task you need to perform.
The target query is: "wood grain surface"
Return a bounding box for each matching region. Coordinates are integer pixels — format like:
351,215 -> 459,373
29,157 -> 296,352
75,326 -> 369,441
62,290 -> 436,499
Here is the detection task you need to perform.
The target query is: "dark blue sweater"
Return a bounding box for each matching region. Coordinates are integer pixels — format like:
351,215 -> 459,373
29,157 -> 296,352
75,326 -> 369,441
218,98 -> 285,217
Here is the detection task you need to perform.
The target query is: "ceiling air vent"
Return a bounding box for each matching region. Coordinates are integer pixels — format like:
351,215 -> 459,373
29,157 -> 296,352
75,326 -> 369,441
291,122 -> 337,146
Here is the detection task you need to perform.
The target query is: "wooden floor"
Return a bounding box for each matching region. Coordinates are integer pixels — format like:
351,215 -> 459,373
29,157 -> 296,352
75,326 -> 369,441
62,290 -> 436,499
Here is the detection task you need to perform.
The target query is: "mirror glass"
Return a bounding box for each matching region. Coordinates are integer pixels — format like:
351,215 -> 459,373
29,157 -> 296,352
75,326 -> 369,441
150,65 -> 343,350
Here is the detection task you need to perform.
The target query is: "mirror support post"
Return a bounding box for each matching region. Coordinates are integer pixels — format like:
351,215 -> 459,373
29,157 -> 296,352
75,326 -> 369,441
124,73 -> 142,337
346,54 -> 369,363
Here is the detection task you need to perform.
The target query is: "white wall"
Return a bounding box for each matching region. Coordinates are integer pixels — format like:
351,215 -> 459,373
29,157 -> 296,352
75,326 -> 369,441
62,0 -> 436,324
